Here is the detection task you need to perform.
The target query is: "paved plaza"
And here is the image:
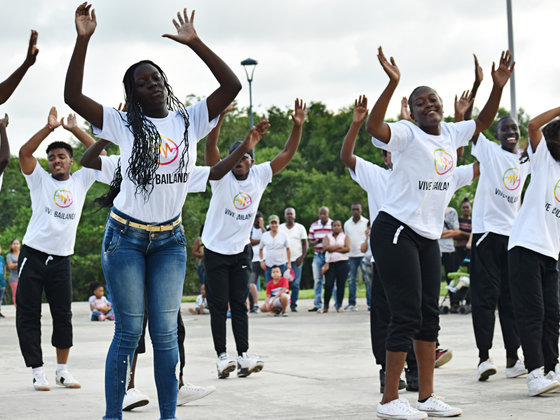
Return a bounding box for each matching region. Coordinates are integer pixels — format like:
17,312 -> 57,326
0,297 -> 558,419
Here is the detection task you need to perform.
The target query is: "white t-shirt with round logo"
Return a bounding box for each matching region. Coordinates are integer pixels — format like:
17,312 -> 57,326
202,162 -> 273,255
92,99 -> 218,223
508,139 -> 560,260
371,119 -> 476,239
22,161 -> 96,256
471,133 -> 531,236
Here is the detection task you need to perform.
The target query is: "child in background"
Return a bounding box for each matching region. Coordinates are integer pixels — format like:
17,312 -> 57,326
260,266 -> 290,317
88,281 -> 114,321
189,285 -> 210,315
0,246 -> 6,318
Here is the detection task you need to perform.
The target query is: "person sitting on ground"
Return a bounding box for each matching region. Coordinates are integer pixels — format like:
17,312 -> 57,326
320,220 -> 351,313
189,285 -> 210,315
88,281 -> 114,321
260,266 -> 290,317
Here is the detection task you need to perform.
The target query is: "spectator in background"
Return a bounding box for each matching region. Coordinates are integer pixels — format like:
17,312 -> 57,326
0,245 -> 6,318
439,206 -> 461,313
260,266 -> 290,317
344,203 -> 369,311
279,207 -> 308,312
189,285 -> 209,315
192,225 -> 205,286
360,222 -> 373,310
455,198 -> 472,268
260,215 -> 291,283
249,212 -> 266,312
308,207 -> 333,312
7,238 -> 20,307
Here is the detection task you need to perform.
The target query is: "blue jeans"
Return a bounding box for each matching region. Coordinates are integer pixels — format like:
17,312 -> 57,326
312,253 -> 326,308
102,208 -> 186,420
0,287 -> 4,312
290,262 -> 303,309
91,308 -> 115,321
361,258 -> 373,308
348,256 -> 366,307
265,264 -> 287,283
196,261 -> 205,285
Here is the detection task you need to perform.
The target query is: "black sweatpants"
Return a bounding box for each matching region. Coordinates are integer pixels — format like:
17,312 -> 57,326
470,232 -> 520,360
370,212 -> 441,353
509,246 -> 559,373
324,260 -> 349,310
442,252 -> 460,306
370,262 -> 417,370
204,245 -> 252,356
16,245 -> 73,368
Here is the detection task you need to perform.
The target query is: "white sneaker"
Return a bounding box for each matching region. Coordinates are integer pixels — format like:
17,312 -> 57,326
237,352 -> 264,377
123,388 -> 150,411
177,383 -> 216,405
416,394 -> 462,417
505,359 -> 528,378
344,305 -> 358,312
545,364 -> 560,392
527,367 -> 560,396
377,397 -> 427,419
55,370 -> 81,388
216,353 -> 236,379
477,359 -> 497,381
32,371 -> 50,391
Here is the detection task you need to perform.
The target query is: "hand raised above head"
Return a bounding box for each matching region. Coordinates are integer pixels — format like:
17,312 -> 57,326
454,90 -> 474,117
400,97 -> 411,121
244,119 -> 270,149
353,95 -> 369,124
75,2 -> 97,38
47,107 -> 63,130
289,99 -> 306,127
377,47 -> 400,83
24,30 -> 39,67
473,54 -> 483,85
0,114 -> 9,128
62,113 -> 78,131
221,102 -> 237,116
162,8 -> 199,46
491,50 -> 515,89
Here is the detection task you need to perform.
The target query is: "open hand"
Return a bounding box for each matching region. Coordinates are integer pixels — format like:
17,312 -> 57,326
62,113 -> 78,131
353,95 -> 369,124
473,54 -> 483,85
378,47 -> 400,83
75,2 -> 97,38
491,50 -> 515,89
454,91 -> 474,118
162,8 -> 199,45
400,97 -> 411,121
244,119 -> 270,149
24,30 -> 39,67
221,102 -> 237,116
47,107 -> 63,130
289,98 -> 306,127
0,114 -> 9,128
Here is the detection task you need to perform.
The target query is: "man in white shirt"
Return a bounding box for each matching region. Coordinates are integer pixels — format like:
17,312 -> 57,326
279,207 -> 308,312
344,203 -> 369,311
249,212 -> 266,312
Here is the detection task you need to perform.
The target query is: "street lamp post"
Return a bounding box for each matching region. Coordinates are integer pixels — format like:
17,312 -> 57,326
506,0 -> 517,120
241,58 -> 258,129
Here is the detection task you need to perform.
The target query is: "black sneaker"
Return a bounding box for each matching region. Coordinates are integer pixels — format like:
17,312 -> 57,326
405,367 -> 419,391
0,313 -> 4,318
308,307 -> 319,312
249,305 -> 259,313
379,369 -> 406,393
290,307 -> 297,313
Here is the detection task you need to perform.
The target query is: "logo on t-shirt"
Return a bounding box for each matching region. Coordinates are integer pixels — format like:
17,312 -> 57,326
502,168 -> 521,191
434,149 -> 453,175
554,179 -> 560,203
151,136 -> 179,165
53,189 -> 73,208
233,192 -> 252,210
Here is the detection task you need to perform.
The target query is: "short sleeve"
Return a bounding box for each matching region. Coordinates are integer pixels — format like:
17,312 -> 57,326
283,233 -> 289,248
308,224 -> 315,240
471,133 -> 494,163
299,225 -> 307,240
260,233 -> 267,249
196,295 -> 203,306
349,156 -> 381,193
187,166 -> 210,193
266,281 -> 272,295
88,296 -> 95,305
92,107 -> 129,145
451,164 -> 474,192
22,160 -> 47,191
452,120 -> 477,148
253,162 -> 273,190
185,99 -> 220,143
96,155 -> 121,185
371,120 -> 414,152
448,208 -> 459,229
75,167 -> 97,190
528,136 -> 550,166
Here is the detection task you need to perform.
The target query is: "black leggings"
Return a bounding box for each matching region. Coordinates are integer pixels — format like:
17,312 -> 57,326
370,212 -> 441,353
324,260 -> 349,309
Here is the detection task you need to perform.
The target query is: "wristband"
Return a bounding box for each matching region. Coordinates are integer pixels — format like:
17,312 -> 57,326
46,123 -> 54,132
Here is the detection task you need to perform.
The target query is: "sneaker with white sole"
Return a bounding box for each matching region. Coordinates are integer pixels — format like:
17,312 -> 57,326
216,353 -> 236,379
123,388 -> 150,411
505,359 -> 528,378
177,383 -> 216,405
527,367 -> 560,396
416,394 -> 462,417
377,397 -> 427,419
237,352 -> 264,377
55,370 -> 81,388
477,358 -> 497,381
435,349 -> 453,368
33,371 -> 50,391
344,305 -> 358,312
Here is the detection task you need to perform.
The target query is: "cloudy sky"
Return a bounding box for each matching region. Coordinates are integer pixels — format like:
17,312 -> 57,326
0,0 -> 558,157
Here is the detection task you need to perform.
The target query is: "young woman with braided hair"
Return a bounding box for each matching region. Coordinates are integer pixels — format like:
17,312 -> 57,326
64,3 -> 241,419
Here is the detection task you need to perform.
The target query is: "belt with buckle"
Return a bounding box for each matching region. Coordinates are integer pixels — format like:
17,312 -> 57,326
110,211 -> 181,232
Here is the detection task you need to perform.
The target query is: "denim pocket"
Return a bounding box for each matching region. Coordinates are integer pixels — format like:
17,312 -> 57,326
103,226 -> 121,255
173,230 -> 187,250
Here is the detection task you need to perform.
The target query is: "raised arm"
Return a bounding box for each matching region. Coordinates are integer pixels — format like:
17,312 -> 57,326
0,31 -> 39,105
64,3 -> 104,128
162,9 -> 241,121
270,99 -> 306,175
0,115 -> 10,175
208,119 -> 269,180
464,54 -> 483,121
340,95 -> 368,173
80,139 -> 111,170
62,112 -> 107,153
205,102 -> 236,166
19,107 -> 63,175
400,97 -> 411,121
365,47 -> 400,143
527,106 -> 560,152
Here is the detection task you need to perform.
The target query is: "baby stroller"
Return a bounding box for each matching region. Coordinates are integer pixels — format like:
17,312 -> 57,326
439,256 -> 471,315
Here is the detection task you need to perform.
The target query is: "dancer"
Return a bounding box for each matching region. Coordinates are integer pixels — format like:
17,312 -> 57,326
202,98 -> 306,379
65,4 -> 242,418
16,107 -> 98,391
366,47 -> 512,419
0,115 -> 9,183
508,106 -> 560,396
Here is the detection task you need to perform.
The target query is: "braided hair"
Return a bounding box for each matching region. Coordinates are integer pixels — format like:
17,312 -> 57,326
542,119 -> 560,162
93,158 -> 122,209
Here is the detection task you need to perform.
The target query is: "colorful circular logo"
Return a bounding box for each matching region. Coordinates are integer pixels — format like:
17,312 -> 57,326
53,189 -> 73,208
150,136 -> 179,165
434,149 -> 454,175
554,179 -> 560,203
502,168 -> 521,191
233,192 -> 252,210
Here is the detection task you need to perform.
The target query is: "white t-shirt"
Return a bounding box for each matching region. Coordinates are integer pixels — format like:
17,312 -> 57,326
202,162 -> 273,255
372,119 -> 476,239
195,294 -> 208,309
96,155 -> 211,192
279,223 -> 307,261
471,133 -> 531,236
508,140 -> 560,260
89,295 -> 110,317
0,173 -> 3,191
22,161 -> 96,256
251,226 -> 265,263
92,99 -> 218,223
260,230 -> 289,266
344,215 -> 369,257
